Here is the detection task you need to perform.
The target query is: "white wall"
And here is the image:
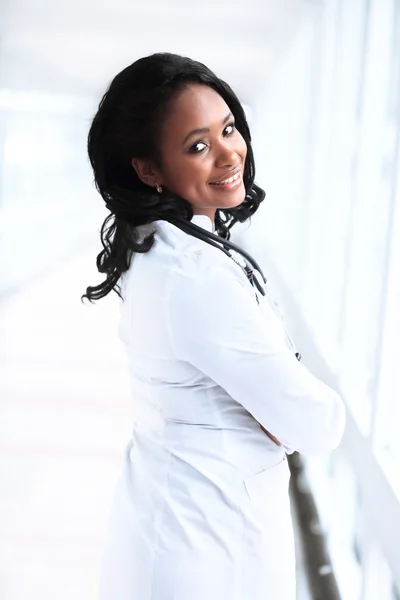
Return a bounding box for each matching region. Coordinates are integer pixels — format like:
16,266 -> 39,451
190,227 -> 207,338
246,1 -> 400,598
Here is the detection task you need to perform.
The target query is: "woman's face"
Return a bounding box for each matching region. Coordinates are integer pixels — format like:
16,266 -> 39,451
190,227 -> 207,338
154,84 -> 248,222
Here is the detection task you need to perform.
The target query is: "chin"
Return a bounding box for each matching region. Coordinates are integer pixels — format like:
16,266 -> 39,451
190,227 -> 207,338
200,185 -> 246,213
221,188 -> 246,209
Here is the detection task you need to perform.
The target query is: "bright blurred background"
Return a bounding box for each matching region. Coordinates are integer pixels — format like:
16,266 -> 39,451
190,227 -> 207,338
0,1 -> 399,599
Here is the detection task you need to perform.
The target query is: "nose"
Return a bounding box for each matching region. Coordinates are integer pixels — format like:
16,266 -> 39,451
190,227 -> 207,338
214,138 -> 238,168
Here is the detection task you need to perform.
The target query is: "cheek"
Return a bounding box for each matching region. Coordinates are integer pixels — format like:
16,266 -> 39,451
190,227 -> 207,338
176,160 -> 209,191
238,135 -> 248,159
162,157 -> 208,198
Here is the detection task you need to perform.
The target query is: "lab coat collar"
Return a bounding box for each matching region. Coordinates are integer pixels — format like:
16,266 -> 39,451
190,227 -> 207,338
190,214 -> 215,232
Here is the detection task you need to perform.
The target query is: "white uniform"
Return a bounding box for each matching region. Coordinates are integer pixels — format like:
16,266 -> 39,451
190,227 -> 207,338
98,214 -> 346,600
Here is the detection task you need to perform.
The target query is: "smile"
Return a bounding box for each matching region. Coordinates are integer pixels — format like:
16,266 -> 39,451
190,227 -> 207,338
210,172 -> 241,186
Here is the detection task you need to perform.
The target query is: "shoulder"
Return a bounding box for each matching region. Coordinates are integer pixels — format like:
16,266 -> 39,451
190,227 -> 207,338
151,219 -> 244,280
162,224 -> 247,286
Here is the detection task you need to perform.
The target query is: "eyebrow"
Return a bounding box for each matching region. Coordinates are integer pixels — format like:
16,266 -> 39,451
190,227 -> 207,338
182,111 -> 233,145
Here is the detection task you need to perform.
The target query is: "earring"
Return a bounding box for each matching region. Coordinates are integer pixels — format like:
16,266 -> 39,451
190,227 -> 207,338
155,181 -> 163,194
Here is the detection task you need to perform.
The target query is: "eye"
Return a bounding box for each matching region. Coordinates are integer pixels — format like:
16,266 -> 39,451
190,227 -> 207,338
223,123 -> 236,136
188,141 -> 207,154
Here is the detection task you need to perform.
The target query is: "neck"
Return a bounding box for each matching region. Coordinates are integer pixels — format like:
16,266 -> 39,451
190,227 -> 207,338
193,209 -> 215,223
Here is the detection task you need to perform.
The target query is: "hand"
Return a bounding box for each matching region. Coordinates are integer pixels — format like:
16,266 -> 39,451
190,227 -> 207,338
260,424 -> 282,446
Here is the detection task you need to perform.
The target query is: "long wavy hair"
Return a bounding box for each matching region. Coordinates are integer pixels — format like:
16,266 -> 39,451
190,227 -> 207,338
83,52 -> 265,302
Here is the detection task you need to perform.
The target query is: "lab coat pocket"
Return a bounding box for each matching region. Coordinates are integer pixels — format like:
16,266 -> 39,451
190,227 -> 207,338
243,456 -> 290,501
241,456 -> 296,599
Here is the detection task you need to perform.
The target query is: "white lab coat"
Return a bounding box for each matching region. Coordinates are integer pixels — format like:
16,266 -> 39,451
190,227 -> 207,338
98,215 -> 346,600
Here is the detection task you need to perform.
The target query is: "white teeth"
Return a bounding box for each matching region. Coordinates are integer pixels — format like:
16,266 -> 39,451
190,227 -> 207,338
211,172 -> 240,185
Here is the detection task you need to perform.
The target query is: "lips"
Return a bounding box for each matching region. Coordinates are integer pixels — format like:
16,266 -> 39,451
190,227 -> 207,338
210,172 -> 241,186
209,165 -> 242,186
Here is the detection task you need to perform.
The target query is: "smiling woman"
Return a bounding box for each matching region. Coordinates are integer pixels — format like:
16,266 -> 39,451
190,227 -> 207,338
83,52 -> 263,302
84,52 -> 345,600
131,85 -> 248,222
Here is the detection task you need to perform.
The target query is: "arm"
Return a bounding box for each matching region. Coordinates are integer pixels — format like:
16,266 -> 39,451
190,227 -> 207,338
166,258 -> 346,455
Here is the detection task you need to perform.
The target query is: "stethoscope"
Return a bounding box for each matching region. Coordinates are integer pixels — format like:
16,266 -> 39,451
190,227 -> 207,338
164,215 -> 302,362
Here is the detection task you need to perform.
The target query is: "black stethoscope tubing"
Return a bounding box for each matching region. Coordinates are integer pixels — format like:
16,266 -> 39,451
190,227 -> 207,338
163,215 -> 301,362
164,215 -> 267,297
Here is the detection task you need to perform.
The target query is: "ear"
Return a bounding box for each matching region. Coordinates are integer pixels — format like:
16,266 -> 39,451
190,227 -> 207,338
131,157 -> 161,188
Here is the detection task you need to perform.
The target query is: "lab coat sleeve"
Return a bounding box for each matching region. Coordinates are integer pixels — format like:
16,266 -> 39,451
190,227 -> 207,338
166,258 -> 346,455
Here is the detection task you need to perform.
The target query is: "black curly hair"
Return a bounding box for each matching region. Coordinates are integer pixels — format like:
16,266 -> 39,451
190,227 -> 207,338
83,52 -> 265,302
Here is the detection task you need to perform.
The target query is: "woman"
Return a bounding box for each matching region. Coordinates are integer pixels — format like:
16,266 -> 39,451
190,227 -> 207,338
84,53 -> 346,600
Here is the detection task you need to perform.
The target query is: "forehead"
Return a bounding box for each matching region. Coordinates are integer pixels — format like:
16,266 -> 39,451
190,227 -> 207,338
163,84 -> 230,133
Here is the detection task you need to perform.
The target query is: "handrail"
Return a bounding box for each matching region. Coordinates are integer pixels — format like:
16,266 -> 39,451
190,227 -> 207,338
289,452 -> 342,600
